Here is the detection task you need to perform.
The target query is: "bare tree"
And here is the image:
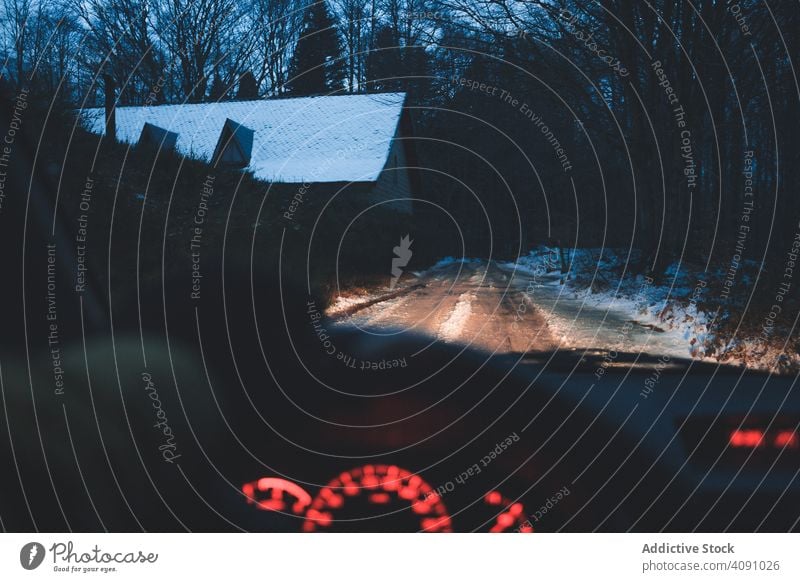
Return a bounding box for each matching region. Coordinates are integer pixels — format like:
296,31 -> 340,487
72,0 -> 163,104
331,0 -> 369,92
249,0 -> 302,96
154,0 -> 254,102
1,0 -> 42,87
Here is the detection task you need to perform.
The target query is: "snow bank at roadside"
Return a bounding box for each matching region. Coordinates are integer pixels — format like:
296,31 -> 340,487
504,247 -> 715,359
505,246 -> 800,370
327,294 -> 375,316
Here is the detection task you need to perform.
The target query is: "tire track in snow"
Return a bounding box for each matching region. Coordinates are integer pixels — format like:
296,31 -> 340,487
437,292 -> 475,342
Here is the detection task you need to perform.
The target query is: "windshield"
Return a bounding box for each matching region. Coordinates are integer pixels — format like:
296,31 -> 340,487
2,0 -> 799,543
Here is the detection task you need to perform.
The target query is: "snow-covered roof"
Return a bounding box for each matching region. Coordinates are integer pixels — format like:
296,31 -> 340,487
80,92 -> 407,183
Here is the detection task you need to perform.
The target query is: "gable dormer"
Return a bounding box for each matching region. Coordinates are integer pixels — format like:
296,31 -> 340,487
138,122 -> 178,152
213,118 -> 254,168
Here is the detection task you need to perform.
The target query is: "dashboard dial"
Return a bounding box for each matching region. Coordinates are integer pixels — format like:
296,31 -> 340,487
481,490 -> 532,533
242,477 -> 312,516
242,471 -> 532,532
302,464 -> 452,532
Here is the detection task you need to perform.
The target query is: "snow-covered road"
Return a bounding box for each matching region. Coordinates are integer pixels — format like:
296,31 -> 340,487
328,259 -> 698,360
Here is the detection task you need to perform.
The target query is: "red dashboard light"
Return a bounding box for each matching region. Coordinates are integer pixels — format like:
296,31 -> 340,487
729,429 -> 764,448
483,492 -> 529,533
485,491 -> 503,506
369,492 -> 391,504
728,428 -> 799,450
773,430 -> 799,449
242,477 -> 312,515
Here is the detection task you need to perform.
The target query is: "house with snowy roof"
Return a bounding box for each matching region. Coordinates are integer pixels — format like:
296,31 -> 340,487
80,92 -> 417,214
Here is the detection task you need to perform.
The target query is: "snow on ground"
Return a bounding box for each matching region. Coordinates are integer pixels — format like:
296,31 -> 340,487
503,246 -> 798,370
325,248 -> 796,370
438,292 -> 475,342
327,294 -> 375,316
502,246 -> 713,360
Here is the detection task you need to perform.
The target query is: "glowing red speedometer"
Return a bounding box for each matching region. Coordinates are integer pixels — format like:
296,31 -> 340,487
302,464 -> 452,532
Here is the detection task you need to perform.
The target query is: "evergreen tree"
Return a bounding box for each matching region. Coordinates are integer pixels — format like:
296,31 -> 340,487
365,26 -> 401,93
287,1 -> 345,95
237,71 -> 259,100
401,44 -> 429,99
208,74 -> 228,101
